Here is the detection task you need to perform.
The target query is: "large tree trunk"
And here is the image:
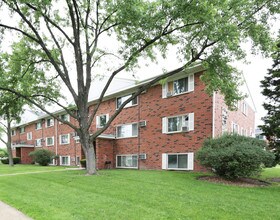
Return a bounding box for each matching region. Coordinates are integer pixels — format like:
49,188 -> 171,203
6,112 -> 14,166
79,128 -> 97,175
85,143 -> 97,175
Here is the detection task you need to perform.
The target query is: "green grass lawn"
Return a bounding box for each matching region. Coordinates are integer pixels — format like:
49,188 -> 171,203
0,164 -> 69,175
0,165 -> 279,220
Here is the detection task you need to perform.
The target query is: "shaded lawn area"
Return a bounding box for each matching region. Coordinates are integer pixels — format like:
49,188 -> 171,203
0,165 -> 279,220
0,164 -> 70,175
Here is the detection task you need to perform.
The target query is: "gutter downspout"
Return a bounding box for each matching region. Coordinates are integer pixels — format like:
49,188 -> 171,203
212,92 -> 216,138
55,118 -> 58,164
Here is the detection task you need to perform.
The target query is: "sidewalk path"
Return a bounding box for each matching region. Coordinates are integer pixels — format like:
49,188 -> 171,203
0,201 -> 33,220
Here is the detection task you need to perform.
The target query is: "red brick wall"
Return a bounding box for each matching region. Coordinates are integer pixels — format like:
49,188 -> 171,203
214,93 -> 255,137
20,147 -> 34,164
11,70 -> 255,171
96,139 -> 114,169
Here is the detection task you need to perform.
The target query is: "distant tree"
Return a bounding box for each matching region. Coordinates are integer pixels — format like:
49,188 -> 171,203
260,39 -> 280,165
0,39 -> 61,166
0,0 -> 278,174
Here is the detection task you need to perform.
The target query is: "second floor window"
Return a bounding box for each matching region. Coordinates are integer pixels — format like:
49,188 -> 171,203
60,134 -> 70,145
46,137 -> 54,146
27,132 -> 32,140
116,94 -> 138,109
20,127 -> 25,134
35,122 -> 42,130
96,114 -> 109,128
162,113 -> 194,133
116,123 -> 138,138
35,139 -> 42,147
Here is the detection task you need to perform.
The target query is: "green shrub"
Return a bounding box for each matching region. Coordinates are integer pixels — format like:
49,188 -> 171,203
13,157 -> 21,164
0,149 -> 8,158
196,133 -> 275,179
1,158 -> 8,164
1,157 -> 21,164
80,159 -> 86,168
29,149 -> 55,166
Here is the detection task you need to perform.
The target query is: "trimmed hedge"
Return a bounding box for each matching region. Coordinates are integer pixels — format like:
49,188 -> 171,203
1,157 -> 21,164
196,133 -> 275,179
29,149 -> 55,166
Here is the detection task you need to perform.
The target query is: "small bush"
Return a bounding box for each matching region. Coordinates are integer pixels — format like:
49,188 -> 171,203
1,158 -> 8,164
80,159 -> 86,168
196,134 -> 275,179
0,149 -> 8,158
13,157 -> 21,164
29,149 -> 55,166
1,157 -> 21,164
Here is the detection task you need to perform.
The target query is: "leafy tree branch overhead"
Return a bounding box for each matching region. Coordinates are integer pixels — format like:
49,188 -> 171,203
0,0 -> 278,174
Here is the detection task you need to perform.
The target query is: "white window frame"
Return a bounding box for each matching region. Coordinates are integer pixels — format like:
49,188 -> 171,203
116,154 -> 138,169
116,123 -> 138,139
162,153 -> 194,170
162,74 -> 194,98
76,156 -> 80,165
35,138 -> 42,147
116,94 -> 138,109
59,114 -> 70,124
232,122 -> 239,134
46,118 -> 54,128
242,102 -> 248,115
46,136 -> 54,146
96,114 -> 109,128
59,134 -> 70,145
60,156 -> 70,166
49,159 -> 56,165
11,130 -> 16,136
35,122 -> 42,130
162,113 -> 194,134
20,127 -> 25,134
27,132 -> 32,140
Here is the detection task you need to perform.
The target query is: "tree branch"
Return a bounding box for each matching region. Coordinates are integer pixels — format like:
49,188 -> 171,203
0,87 -> 79,131
25,3 -> 74,46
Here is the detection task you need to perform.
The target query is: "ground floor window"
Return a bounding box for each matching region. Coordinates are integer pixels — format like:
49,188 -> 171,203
162,153 -> 194,170
76,156 -> 80,165
49,159 -> 56,165
116,155 -> 138,168
60,156 -> 70,166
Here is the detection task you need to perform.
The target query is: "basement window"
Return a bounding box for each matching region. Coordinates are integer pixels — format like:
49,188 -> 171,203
162,153 -> 194,170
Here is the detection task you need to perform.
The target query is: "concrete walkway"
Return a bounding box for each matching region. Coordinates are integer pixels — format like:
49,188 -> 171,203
0,201 -> 32,220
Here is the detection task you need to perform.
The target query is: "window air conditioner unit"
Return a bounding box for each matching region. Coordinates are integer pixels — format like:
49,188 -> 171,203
166,91 -> 173,97
139,153 -> 147,160
182,126 -> 189,132
139,121 -> 147,127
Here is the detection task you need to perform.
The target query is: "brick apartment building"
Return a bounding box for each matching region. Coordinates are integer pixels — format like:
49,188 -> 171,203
11,65 -> 255,171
